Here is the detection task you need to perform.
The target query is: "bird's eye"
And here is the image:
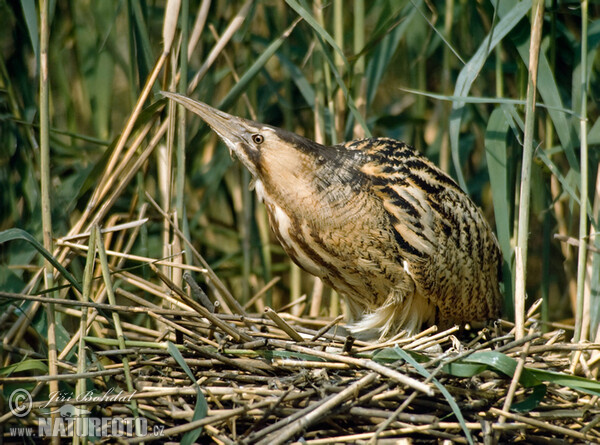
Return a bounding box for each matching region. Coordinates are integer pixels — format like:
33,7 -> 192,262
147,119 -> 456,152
252,134 -> 264,144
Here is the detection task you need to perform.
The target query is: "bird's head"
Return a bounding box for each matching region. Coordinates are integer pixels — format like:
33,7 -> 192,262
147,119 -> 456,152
162,92 -> 334,203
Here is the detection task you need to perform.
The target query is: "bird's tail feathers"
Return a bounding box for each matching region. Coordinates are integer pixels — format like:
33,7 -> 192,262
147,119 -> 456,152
348,290 -> 435,341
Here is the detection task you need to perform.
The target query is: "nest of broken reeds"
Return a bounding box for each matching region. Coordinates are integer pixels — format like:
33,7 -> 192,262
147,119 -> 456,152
2,2 -> 599,443
1,213 -> 600,444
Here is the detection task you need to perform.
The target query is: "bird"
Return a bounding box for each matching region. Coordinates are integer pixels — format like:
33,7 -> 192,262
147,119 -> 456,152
162,91 -> 503,340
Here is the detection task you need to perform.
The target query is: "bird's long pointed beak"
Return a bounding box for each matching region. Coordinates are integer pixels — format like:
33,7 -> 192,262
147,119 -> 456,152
161,91 -> 262,174
161,91 -> 248,145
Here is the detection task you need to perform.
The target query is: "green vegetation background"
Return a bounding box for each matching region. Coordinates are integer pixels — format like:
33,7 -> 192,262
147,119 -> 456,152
1,0 -> 599,338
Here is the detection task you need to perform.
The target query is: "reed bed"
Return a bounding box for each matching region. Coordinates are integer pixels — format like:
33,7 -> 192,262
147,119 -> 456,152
1,1 -> 599,443
1,213 -> 600,443
2,292 -> 600,442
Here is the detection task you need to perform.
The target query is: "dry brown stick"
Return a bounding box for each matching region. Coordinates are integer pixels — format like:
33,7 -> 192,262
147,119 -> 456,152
115,287 -> 183,314
268,339 -> 433,396
580,413 -> 600,435
0,291 -> 188,316
309,315 -> 345,342
239,387 -> 295,440
126,388 -> 316,444
57,306 -> 168,340
184,340 -> 272,376
272,359 -> 349,369
405,325 -> 459,350
0,368 -> 124,384
246,395 -> 338,443
183,272 -> 214,312
369,360 -> 446,444
216,313 -> 347,344
117,271 -> 182,303
243,276 -> 281,310
150,263 -> 252,342
204,424 -> 236,445
264,307 -> 304,341
145,310 -> 219,347
554,234 -> 600,254
304,424 -> 469,444
527,343 -> 600,354
495,331 -> 542,353
58,218 -> 150,242
276,294 -> 307,313
496,330 -> 533,441
489,407 -> 593,442
355,382 -> 391,405
570,349 -> 583,374
277,313 -> 370,346
60,239 -> 205,273
356,325 -> 438,353
256,373 -> 379,445
349,407 -> 437,424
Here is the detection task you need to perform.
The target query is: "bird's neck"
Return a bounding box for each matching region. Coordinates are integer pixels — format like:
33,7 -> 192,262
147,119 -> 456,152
254,171 -> 370,234
254,146 -> 367,227
253,174 -> 319,213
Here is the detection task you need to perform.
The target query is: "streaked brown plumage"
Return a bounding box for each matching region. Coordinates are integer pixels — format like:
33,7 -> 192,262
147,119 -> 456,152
163,91 -> 503,339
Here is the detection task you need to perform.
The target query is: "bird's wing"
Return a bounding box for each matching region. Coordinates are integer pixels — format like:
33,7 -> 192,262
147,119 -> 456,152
356,138 -> 453,261
356,138 -> 502,323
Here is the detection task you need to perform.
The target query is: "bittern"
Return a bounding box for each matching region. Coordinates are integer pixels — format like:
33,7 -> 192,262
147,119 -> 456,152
163,91 -> 503,339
